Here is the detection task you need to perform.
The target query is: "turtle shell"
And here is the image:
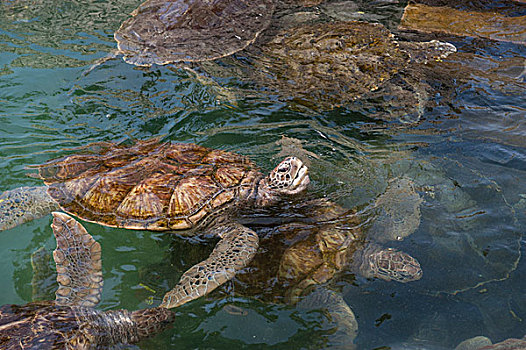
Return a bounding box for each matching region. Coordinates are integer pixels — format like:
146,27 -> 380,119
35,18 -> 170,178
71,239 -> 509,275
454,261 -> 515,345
253,21 -> 411,108
216,215 -> 365,304
0,301 -> 84,349
115,0 -> 275,66
33,140 -> 260,231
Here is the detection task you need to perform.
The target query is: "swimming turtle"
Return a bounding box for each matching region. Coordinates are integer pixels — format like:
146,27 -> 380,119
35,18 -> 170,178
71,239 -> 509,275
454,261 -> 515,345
106,0 -> 329,67
0,138 -> 311,309
244,20 -> 457,114
150,176 -> 423,348
0,212 -> 175,349
104,0 -> 276,67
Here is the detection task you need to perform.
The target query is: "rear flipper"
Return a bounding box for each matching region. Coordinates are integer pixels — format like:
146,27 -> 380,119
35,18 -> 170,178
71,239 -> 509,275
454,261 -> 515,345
161,222 -> 259,308
178,65 -> 239,108
298,286 -> 358,350
83,50 -> 120,76
51,212 -> 103,307
0,186 -> 59,231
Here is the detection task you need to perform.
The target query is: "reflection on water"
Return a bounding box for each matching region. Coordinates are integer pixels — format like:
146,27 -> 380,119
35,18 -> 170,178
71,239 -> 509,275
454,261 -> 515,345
0,0 -> 525,349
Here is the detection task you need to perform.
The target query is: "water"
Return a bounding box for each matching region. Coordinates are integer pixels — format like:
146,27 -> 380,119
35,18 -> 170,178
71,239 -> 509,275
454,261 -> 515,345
0,0 -> 525,348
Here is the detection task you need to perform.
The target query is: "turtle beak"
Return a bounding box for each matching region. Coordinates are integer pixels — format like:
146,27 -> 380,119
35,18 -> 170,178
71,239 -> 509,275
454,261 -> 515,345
290,162 -> 309,194
281,157 -> 309,195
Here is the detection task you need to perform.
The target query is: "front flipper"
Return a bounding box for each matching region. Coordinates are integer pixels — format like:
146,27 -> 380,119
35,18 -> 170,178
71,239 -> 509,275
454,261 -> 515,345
51,212 -> 103,307
161,223 -> 259,309
0,186 -> 59,231
298,286 -> 358,350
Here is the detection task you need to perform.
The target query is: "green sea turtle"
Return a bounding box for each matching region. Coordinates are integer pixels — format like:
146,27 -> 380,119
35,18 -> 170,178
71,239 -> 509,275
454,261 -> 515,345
0,138 -> 311,309
152,176 -> 423,348
92,0 -> 276,68
0,212 -> 175,349
105,0 -> 330,68
241,20 -> 457,116
92,0 -> 456,118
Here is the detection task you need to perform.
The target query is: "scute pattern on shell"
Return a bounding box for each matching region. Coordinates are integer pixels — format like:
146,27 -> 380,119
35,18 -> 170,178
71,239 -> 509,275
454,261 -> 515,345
33,140 -> 258,231
115,0 -> 275,66
0,302 -> 79,349
255,21 -> 411,108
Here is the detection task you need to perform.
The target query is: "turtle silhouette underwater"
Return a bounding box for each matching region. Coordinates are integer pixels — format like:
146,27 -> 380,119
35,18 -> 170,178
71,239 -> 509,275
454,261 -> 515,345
0,138 -> 311,309
193,18 -> 456,118
0,212 -> 175,349
88,0 -> 276,69
249,20 -> 456,113
91,0 -> 457,118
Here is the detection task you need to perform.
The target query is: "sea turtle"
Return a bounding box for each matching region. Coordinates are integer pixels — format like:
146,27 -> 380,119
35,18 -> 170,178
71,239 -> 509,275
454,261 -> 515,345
147,176 -> 423,348
93,0 -> 457,118
96,0 -> 276,67
107,0 -> 330,67
245,20 -> 457,115
0,212 -> 175,349
0,138 -> 311,309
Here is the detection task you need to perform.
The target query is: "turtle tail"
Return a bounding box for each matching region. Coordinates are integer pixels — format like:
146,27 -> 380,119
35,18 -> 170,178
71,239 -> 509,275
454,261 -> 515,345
0,186 -> 59,231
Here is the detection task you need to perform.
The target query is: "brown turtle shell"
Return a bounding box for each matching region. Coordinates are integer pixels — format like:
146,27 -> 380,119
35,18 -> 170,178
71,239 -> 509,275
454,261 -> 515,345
215,215 -> 364,304
33,140 -> 261,231
115,0 -> 275,66
0,302 -> 85,349
253,21 -> 411,109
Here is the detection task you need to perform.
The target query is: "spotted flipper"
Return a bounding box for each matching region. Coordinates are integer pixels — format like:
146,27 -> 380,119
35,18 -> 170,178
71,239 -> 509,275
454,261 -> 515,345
298,286 -> 358,350
51,212 -> 103,307
0,186 -> 59,231
161,223 -> 259,309
370,176 -> 423,243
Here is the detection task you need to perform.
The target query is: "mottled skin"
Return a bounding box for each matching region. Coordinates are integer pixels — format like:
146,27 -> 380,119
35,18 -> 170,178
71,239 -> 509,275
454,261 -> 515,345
0,212 -> 174,350
0,139 -> 310,310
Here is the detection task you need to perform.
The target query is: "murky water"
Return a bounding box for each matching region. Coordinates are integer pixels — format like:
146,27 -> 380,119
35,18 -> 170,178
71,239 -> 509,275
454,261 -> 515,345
0,0 -> 525,349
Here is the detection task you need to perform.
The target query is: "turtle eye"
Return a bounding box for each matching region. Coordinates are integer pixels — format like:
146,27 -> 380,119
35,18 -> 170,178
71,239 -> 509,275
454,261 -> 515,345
277,164 -> 290,173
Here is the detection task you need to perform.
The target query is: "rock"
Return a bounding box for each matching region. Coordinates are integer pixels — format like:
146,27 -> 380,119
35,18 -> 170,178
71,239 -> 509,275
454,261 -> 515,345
456,336 -> 492,350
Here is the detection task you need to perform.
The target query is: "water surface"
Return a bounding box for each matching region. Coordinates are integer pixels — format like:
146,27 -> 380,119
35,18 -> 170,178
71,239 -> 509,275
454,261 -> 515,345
0,0 -> 525,349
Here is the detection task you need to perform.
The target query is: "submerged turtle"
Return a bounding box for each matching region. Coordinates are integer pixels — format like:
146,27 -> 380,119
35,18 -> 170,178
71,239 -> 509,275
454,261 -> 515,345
151,176 -> 423,348
242,20 -> 457,114
94,0 -> 456,118
0,212 -> 175,349
107,0 -> 327,67
0,138 -> 312,309
100,0 -> 276,67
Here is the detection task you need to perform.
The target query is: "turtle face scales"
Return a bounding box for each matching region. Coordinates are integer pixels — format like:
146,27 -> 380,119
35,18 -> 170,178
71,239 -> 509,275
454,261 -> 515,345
256,157 -> 310,206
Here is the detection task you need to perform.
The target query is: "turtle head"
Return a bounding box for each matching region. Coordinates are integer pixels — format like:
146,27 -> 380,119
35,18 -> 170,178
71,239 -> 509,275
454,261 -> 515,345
359,245 -> 422,283
256,157 -> 310,206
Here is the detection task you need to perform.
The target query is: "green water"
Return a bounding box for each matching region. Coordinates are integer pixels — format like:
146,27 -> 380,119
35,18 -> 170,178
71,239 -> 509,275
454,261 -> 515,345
0,0 -> 525,349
